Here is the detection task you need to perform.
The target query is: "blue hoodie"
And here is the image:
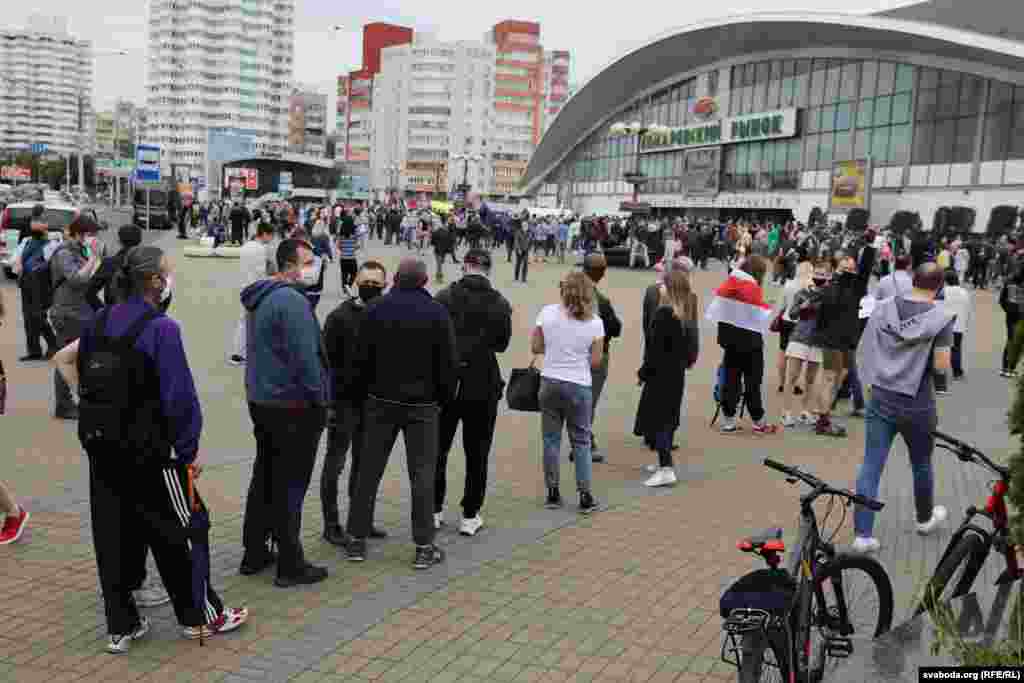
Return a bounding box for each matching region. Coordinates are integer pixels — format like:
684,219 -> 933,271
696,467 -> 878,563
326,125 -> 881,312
241,279 -> 329,407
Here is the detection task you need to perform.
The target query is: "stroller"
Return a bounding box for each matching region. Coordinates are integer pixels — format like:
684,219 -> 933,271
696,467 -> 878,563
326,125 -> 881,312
711,364 -> 746,426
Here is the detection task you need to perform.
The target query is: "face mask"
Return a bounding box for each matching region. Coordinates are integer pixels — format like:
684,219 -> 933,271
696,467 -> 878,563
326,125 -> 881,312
160,275 -> 174,302
299,264 -> 319,287
358,284 -> 384,303
812,277 -> 828,287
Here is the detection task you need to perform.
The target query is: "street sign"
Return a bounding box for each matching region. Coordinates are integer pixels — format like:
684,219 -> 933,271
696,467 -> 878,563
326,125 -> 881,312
136,144 -> 161,183
30,143 -> 48,155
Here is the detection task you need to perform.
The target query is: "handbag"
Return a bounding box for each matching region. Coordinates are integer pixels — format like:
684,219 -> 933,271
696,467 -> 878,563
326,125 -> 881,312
506,358 -> 541,412
769,311 -> 784,333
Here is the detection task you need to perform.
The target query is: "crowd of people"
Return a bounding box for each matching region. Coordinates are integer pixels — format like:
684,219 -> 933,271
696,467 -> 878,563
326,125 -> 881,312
6,193 -> 1024,655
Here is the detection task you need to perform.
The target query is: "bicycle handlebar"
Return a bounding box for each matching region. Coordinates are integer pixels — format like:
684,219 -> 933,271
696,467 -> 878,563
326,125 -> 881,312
931,430 -> 1009,479
764,459 -> 884,511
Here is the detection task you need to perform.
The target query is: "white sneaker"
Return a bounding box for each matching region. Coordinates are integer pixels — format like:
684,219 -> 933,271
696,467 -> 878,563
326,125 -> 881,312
643,464 -> 658,473
133,583 -> 171,608
916,506 -> 948,536
433,511 -> 444,530
459,515 -> 484,536
644,468 -> 678,488
798,412 -> 814,425
851,537 -> 880,554
782,413 -> 797,428
107,616 -> 150,654
182,607 -> 249,640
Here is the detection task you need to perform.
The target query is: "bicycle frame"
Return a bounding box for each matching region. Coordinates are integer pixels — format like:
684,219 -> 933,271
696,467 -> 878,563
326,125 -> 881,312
934,479 -> 1021,586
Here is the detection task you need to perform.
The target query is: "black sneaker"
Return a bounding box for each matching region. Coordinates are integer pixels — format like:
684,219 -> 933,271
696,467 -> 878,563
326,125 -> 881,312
274,563 -> 328,587
345,537 -> 367,562
369,526 -> 388,539
412,544 -> 445,570
55,406 -> 79,420
228,355 -> 245,366
544,487 -> 563,509
239,546 -> 277,575
19,354 -> 44,362
793,386 -> 804,396
322,525 -> 349,547
578,491 -> 601,515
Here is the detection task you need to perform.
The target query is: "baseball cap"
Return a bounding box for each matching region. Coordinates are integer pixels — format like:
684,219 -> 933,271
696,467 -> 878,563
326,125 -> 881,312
463,248 -> 492,271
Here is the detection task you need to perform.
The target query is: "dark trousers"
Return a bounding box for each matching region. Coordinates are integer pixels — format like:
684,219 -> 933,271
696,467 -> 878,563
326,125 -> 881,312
1004,316 -> 1019,372
19,275 -> 56,356
177,211 -> 188,237
320,401 -> 362,529
972,262 -> 988,289
51,315 -> 84,415
722,347 -> 765,422
340,259 -> 358,288
952,331 -> 964,378
347,397 -> 439,546
243,403 -> 326,575
436,395 -> 499,519
231,223 -> 244,244
89,455 -> 223,634
514,250 -> 529,282
654,428 -> 676,467
506,238 -> 514,262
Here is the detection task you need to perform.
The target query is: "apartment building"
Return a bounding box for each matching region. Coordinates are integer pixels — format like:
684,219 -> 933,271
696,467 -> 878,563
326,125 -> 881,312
288,87 -> 327,157
94,99 -> 142,159
144,0 -> 295,176
338,20 -> 570,199
0,15 -> 94,157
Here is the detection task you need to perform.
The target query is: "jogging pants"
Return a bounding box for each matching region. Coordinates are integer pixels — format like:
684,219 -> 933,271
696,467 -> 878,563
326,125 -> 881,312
340,259 -> 358,288
436,395 -> 499,519
88,454 -> 223,635
722,347 -> 766,423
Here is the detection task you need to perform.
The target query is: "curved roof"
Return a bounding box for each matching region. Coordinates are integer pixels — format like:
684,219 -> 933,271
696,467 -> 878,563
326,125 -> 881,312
523,10 -> 1024,194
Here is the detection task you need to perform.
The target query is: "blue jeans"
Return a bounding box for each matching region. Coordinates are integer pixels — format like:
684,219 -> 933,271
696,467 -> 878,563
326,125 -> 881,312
539,378 -> 593,493
854,397 -> 936,537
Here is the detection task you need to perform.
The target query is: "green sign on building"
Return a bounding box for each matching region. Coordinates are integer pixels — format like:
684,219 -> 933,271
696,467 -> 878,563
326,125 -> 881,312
640,108 -> 798,153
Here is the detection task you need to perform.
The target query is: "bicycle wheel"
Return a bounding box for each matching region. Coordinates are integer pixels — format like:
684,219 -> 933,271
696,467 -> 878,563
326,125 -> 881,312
738,630 -> 788,683
809,554 -> 894,681
914,532 -> 988,617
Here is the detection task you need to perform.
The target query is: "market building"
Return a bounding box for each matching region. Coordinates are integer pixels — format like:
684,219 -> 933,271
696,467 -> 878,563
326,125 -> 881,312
521,1 -> 1024,232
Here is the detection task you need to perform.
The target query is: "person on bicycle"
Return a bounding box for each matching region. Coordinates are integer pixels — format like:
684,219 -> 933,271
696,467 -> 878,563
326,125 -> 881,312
852,262 -> 954,553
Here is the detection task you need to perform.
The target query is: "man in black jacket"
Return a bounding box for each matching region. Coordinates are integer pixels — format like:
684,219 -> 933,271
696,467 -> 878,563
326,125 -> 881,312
344,257 -> 457,569
320,261 -> 389,547
433,249 -> 511,537
86,224 -> 142,309
583,254 -> 622,462
815,235 -> 876,437
229,202 -> 251,245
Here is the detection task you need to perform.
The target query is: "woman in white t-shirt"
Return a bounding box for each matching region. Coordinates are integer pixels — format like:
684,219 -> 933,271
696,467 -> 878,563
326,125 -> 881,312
530,272 -> 605,514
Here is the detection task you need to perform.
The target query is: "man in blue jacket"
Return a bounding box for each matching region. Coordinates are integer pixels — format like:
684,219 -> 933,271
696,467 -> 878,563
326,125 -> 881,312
240,238 -> 330,587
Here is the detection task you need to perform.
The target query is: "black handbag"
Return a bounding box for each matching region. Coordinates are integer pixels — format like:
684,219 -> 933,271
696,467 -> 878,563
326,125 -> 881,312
506,358 -> 541,412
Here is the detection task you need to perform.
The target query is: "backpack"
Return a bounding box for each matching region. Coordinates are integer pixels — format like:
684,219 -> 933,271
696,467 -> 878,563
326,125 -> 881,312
77,307 -> 169,461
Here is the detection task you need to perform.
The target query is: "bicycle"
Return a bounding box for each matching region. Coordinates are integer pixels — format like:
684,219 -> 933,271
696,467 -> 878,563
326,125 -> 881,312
720,459 -> 894,683
914,429 -> 1021,617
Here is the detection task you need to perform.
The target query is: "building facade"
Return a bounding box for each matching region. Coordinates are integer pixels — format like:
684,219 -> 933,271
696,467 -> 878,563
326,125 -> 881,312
94,99 -> 140,159
337,20 -> 570,200
0,15 -> 94,157
143,0 -> 295,179
522,2 -> 1024,232
287,87 -> 327,157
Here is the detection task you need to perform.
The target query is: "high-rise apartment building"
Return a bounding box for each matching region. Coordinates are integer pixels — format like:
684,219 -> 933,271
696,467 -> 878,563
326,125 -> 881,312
0,15 -> 94,157
94,99 -> 141,159
287,87 -> 327,157
339,20 -> 569,199
144,0 -> 295,178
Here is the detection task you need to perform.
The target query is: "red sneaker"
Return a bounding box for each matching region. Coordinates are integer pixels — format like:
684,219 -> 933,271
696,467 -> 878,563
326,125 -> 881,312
752,423 -> 779,435
0,508 -> 29,545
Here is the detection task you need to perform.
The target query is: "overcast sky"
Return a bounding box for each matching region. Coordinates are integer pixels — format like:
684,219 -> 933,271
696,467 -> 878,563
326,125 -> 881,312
9,0 -> 923,129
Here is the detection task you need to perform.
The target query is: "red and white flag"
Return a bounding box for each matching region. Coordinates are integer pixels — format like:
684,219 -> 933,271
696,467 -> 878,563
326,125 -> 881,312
705,269 -> 773,334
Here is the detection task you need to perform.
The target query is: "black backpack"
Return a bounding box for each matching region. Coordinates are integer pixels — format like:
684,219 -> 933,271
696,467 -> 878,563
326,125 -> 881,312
77,307 -> 169,461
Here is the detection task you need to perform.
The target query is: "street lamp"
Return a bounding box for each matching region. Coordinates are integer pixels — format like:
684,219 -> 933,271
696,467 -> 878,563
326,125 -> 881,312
609,120 -> 668,203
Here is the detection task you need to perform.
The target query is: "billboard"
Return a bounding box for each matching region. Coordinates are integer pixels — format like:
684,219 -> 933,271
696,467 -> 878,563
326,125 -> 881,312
681,147 -> 720,196
828,159 -> 872,213
135,144 -> 161,183
224,168 -> 258,190
278,171 -> 293,193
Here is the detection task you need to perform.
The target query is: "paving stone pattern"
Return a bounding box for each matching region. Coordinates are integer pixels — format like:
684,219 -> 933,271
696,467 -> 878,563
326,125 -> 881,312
0,232 -> 1014,682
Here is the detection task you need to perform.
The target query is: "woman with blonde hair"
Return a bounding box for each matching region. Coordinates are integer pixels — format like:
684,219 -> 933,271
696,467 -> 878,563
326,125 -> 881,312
633,270 -> 699,487
531,272 -> 605,513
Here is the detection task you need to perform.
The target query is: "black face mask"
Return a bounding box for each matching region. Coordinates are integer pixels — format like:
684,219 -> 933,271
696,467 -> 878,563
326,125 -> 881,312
358,284 -> 384,303
812,278 -> 828,288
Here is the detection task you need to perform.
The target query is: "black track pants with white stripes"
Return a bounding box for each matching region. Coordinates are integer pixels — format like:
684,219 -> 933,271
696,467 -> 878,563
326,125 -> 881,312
88,454 -> 224,635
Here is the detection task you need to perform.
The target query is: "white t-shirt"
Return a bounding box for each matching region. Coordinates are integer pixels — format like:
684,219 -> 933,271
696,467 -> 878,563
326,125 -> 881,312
535,304 -> 605,387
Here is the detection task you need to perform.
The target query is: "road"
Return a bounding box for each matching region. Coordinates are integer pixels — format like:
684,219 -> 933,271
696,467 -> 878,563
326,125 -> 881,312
0,232 -> 1015,682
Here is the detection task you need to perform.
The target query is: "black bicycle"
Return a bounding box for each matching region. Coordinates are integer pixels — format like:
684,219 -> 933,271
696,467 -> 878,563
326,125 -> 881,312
720,459 -> 894,683
914,430 -> 1021,616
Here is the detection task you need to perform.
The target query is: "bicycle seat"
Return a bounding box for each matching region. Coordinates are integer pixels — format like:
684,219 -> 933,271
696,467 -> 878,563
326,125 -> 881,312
737,527 -> 785,553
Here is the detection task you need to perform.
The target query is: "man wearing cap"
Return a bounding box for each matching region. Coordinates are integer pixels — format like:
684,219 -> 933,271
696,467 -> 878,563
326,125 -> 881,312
582,254 -> 622,463
86,224 -> 143,309
433,249 -> 512,536
49,213 -> 101,419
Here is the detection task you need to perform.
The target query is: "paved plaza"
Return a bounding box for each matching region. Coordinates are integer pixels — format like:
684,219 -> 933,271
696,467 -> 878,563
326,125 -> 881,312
0,226 -> 1016,682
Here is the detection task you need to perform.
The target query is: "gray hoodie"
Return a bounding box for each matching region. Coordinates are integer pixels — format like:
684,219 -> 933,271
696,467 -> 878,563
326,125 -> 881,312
856,296 -> 954,399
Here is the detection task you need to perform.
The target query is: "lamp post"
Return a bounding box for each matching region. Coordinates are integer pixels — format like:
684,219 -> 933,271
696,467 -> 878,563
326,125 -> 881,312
608,120 -> 669,204
75,49 -> 128,195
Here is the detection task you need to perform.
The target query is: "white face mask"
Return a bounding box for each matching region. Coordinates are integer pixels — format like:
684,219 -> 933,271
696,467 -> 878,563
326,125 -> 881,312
160,275 -> 173,302
299,262 -> 319,287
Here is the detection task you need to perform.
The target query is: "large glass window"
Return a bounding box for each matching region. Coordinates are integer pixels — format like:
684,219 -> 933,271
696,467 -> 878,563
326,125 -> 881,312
914,67 -> 980,167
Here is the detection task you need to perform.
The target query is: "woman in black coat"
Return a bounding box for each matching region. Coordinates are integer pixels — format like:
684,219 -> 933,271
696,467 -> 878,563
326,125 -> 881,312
633,270 -> 699,487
